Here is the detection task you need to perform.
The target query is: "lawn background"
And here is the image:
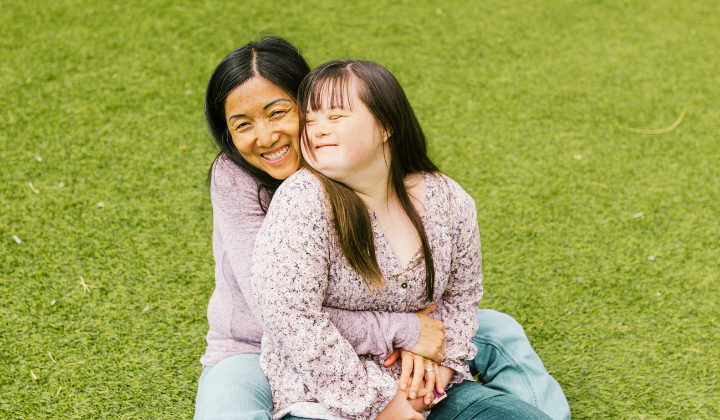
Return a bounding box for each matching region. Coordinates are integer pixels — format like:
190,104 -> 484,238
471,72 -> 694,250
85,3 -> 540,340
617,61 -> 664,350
1,0 -> 718,418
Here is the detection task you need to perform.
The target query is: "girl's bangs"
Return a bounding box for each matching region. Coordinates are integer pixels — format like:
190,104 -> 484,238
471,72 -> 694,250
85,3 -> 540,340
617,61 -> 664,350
306,67 -> 357,112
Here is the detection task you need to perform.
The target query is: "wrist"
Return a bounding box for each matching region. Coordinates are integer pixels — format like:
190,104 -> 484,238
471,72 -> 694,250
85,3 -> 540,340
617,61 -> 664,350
396,312 -> 421,351
437,365 -> 454,388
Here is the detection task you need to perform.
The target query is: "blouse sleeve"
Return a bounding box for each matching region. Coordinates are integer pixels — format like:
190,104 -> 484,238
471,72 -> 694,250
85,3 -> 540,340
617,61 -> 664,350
435,176 -> 484,381
251,171 -> 397,419
211,157 -> 419,358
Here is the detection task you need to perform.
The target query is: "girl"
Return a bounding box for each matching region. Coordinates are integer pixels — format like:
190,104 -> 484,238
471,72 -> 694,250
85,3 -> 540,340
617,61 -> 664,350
251,59 -> 563,420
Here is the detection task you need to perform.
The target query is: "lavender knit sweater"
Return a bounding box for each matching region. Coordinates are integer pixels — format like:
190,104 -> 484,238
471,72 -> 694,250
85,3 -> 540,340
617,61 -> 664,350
200,155 -> 421,366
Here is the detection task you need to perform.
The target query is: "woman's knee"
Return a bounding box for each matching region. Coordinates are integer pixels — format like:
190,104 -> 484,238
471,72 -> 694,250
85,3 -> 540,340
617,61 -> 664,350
194,354 -> 273,420
475,309 -> 527,341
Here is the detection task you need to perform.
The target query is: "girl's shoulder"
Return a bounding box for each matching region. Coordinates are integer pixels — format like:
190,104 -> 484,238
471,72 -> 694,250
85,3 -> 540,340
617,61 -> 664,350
267,167 -> 329,216
428,172 -> 477,213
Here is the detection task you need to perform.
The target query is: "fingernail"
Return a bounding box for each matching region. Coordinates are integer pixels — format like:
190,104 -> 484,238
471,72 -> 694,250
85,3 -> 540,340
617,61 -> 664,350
410,392 -> 416,399
439,387 -> 444,393
401,383 -> 407,390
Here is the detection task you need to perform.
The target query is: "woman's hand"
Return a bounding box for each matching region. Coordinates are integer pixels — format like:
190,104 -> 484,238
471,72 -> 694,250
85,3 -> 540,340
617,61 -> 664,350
411,304 -> 446,363
375,383 -> 424,420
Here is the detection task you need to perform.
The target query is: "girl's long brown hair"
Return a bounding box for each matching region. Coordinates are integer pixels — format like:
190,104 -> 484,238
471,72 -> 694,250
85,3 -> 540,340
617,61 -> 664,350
298,60 -> 439,301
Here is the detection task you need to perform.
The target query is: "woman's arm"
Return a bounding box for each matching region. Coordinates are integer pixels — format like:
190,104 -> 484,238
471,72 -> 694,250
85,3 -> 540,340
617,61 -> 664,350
434,177 -> 485,383
211,158 -> 421,357
251,171 -> 397,419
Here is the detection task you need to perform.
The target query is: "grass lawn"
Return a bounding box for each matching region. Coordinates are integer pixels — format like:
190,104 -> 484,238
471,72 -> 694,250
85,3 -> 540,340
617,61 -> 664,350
1,0 -> 718,418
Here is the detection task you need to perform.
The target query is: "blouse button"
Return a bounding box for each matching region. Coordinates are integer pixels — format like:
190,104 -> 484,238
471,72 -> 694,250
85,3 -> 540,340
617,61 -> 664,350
401,282 -> 408,289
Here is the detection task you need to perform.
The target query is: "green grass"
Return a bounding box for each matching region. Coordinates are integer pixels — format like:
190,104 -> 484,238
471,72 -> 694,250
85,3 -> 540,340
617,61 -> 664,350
1,0 -> 718,418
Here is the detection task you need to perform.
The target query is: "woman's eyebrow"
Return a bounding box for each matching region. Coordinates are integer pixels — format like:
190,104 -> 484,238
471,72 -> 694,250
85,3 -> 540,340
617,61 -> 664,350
228,113 -> 247,122
263,98 -> 290,109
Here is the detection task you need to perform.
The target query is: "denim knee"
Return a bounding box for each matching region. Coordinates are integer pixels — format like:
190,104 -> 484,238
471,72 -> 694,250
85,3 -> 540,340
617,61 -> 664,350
470,309 -> 571,420
194,353 -> 273,420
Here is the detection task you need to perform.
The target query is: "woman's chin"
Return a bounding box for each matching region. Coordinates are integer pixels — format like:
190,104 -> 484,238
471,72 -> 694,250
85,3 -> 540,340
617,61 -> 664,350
265,159 -> 301,180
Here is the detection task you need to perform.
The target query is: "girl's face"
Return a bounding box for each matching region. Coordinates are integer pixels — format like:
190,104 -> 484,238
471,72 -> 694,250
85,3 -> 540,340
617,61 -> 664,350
303,80 -> 389,183
224,77 -> 302,180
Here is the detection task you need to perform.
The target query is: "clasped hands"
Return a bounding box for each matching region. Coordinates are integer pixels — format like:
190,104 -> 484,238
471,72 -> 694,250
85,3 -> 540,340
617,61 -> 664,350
376,304 -> 453,419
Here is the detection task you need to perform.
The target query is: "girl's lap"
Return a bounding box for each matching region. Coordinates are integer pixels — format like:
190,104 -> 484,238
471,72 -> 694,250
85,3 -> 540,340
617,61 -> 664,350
427,381 -> 552,420
282,381 -> 551,420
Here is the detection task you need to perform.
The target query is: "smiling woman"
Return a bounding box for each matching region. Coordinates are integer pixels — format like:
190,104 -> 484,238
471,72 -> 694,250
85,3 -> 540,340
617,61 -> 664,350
224,78 -> 301,180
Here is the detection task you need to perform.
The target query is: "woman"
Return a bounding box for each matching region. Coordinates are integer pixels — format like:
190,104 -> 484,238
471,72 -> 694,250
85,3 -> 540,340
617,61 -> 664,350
196,37 -> 570,420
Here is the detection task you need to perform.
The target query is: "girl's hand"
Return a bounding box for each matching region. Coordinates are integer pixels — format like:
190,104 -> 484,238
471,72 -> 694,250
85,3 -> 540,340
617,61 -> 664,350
411,305 -> 446,363
398,350 -> 443,405
375,383 -> 424,420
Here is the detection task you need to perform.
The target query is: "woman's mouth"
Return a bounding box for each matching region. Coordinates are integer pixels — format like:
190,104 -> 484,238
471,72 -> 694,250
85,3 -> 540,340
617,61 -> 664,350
261,145 -> 290,163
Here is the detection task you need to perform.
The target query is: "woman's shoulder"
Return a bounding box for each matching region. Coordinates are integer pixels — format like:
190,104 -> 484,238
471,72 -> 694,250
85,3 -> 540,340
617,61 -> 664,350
210,154 -> 259,191
210,154 -> 262,213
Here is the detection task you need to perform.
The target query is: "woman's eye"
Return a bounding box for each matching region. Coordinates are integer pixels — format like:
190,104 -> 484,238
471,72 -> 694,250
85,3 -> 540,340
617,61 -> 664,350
329,115 -> 344,120
235,123 -> 250,131
271,109 -> 287,118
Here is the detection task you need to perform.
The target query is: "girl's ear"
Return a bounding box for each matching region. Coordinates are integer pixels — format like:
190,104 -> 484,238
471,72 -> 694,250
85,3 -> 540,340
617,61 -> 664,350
381,127 -> 392,143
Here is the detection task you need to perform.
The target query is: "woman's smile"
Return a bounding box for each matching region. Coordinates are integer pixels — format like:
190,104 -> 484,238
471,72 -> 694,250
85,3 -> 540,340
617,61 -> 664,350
261,145 -> 291,163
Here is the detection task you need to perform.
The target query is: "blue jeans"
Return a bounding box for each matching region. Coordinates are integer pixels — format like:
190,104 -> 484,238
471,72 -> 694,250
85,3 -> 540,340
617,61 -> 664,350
194,310 -> 571,420
284,381 -> 552,420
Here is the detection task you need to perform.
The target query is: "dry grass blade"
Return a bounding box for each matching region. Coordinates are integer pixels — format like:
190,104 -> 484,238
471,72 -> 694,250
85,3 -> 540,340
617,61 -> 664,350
618,108 -> 686,134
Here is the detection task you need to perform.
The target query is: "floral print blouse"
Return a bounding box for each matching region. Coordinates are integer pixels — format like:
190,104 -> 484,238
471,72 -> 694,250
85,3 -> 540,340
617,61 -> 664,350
251,168 -> 484,420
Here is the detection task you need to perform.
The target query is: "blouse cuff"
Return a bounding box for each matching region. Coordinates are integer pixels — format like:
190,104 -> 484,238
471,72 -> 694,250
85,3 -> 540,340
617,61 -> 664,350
393,312 -> 421,351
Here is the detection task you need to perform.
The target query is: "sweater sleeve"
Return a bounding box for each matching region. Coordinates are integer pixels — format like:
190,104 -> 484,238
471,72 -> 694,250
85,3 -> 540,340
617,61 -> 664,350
211,157 -> 418,358
434,176 -> 484,381
251,171 -> 397,420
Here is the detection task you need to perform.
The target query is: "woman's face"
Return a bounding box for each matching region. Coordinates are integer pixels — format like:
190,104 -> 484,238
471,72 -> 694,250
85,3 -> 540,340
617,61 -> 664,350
303,80 -> 388,184
224,77 -> 301,180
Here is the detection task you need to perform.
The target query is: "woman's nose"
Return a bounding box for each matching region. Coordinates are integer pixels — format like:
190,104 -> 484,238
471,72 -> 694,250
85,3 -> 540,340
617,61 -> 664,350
255,122 -> 278,147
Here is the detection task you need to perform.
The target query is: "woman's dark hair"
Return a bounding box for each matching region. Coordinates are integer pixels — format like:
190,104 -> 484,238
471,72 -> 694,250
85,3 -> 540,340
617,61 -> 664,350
298,60 -> 439,301
205,36 -> 311,212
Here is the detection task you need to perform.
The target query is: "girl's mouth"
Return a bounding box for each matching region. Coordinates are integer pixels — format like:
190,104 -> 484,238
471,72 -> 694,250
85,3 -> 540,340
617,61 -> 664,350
261,145 -> 290,163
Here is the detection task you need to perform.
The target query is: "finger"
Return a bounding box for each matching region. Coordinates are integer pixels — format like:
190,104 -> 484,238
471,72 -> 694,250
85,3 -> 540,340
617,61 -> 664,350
424,362 -> 437,405
409,354 -> 425,399
399,351 -> 414,391
384,348 -> 401,367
